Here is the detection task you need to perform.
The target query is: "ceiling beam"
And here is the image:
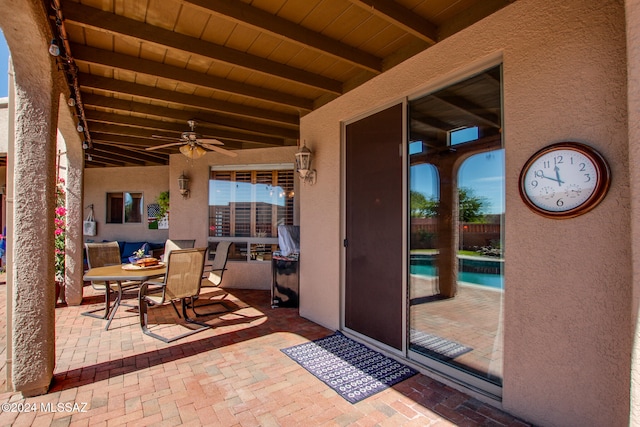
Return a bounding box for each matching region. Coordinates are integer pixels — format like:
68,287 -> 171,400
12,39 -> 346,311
349,0 -> 438,43
71,44 -> 315,110
89,146 -> 148,165
438,0 -> 512,40
91,142 -> 169,165
82,93 -> 299,139
90,132 -> 216,154
61,1 -> 343,95
85,152 -> 127,167
410,113 -> 456,133
183,0 -> 382,73
89,132 -> 168,148
92,133 -> 242,156
429,94 -> 501,128
408,132 -> 443,149
84,159 -> 109,168
411,134 -> 502,160
85,115 -> 287,147
78,74 -> 299,126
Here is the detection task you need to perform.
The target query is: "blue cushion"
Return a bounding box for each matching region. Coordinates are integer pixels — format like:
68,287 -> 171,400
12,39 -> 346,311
148,242 -> 164,251
122,242 -> 148,260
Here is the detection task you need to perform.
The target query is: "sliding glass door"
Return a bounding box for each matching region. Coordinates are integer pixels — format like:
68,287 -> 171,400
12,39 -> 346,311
408,65 -> 505,396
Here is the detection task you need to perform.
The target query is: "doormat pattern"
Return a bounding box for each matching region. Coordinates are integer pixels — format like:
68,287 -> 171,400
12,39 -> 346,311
410,329 -> 473,361
281,331 -> 417,404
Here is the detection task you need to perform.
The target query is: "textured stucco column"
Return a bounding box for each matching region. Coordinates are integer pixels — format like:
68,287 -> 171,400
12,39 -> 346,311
627,0 -> 640,424
0,0 -> 59,396
57,96 -> 84,306
64,142 -> 84,306
11,89 -> 58,396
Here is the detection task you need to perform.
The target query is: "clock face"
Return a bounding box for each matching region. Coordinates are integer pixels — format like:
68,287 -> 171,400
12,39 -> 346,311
519,143 -> 610,218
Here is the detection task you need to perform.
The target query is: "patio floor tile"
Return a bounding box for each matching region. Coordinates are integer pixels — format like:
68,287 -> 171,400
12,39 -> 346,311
0,283 -> 531,426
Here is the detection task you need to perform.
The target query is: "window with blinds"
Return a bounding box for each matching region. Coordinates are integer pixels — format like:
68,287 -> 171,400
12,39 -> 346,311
209,169 -> 295,239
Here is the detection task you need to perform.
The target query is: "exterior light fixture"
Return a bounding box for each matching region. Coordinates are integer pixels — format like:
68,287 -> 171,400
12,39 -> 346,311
294,142 -> 317,185
86,154 -> 92,162
178,173 -> 190,199
48,38 -> 60,56
67,96 -> 76,107
179,144 -> 207,159
77,122 -> 84,132
82,141 -> 89,150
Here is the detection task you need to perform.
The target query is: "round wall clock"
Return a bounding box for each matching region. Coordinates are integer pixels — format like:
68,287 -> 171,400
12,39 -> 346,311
519,142 -> 611,219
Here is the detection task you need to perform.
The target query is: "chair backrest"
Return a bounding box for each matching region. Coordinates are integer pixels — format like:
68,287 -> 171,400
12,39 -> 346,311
162,239 -> 196,262
164,248 -> 207,300
85,241 -> 121,269
206,241 -> 232,286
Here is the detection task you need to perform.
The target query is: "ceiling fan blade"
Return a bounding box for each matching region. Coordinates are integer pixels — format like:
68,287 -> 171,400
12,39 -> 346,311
200,143 -> 238,157
198,138 -> 224,146
146,142 -> 184,151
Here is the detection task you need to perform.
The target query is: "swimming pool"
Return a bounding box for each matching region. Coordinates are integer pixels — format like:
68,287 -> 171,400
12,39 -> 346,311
410,255 -> 504,289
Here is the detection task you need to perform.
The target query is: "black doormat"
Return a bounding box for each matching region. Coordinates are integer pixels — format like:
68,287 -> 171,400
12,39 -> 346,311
281,331 -> 418,404
409,329 -> 473,361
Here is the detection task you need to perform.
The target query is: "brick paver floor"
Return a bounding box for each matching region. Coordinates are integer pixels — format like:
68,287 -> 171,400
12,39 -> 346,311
0,283 -> 531,426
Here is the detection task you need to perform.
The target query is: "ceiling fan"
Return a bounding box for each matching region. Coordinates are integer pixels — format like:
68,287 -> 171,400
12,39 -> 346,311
146,120 -> 238,159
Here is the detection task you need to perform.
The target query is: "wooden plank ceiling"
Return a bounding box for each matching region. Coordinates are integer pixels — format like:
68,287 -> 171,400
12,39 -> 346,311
48,0 -> 514,167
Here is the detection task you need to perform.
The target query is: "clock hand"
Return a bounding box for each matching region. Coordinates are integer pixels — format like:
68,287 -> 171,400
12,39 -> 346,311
539,173 -> 564,184
554,166 -> 563,187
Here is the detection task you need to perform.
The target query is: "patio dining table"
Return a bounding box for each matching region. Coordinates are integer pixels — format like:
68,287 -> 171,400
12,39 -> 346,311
83,263 -> 166,330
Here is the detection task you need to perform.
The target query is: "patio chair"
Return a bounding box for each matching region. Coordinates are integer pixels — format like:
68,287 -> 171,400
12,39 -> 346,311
191,240 -> 232,316
82,241 -> 140,320
161,239 -> 196,262
138,247 -> 209,343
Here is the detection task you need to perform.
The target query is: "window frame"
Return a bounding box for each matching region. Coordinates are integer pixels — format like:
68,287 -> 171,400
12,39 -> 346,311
106,191 -> 144,224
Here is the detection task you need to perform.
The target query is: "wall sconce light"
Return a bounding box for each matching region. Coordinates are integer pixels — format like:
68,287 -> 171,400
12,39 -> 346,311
76,122 -> 84,132
82,141 -> 89,150
67,96 -> 76,107
48,38 -> 60,57
294,142 -> 317,185
178,173 -> 190,198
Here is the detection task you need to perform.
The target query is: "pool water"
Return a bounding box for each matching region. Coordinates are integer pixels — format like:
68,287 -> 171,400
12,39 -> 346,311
410,264 -> 504,289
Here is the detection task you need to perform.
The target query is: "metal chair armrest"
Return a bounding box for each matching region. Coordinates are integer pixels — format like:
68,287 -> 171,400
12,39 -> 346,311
140,281 -> 165,296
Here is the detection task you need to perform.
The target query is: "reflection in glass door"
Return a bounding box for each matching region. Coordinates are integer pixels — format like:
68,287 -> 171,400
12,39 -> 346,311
408,65 -> 504,395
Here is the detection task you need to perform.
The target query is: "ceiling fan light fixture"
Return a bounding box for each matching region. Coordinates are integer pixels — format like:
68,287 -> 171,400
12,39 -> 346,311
179,144 -> 207,159
195,145 -> 207,157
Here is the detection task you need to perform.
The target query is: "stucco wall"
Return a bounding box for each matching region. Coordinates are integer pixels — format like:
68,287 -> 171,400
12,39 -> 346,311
169,146 -> 299,290
627,0 -> 640,423
83,166 -> 170,244
299,0 -> 630,426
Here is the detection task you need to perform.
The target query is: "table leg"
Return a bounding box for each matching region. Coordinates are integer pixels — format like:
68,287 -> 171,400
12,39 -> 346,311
104,281 -> 123,331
